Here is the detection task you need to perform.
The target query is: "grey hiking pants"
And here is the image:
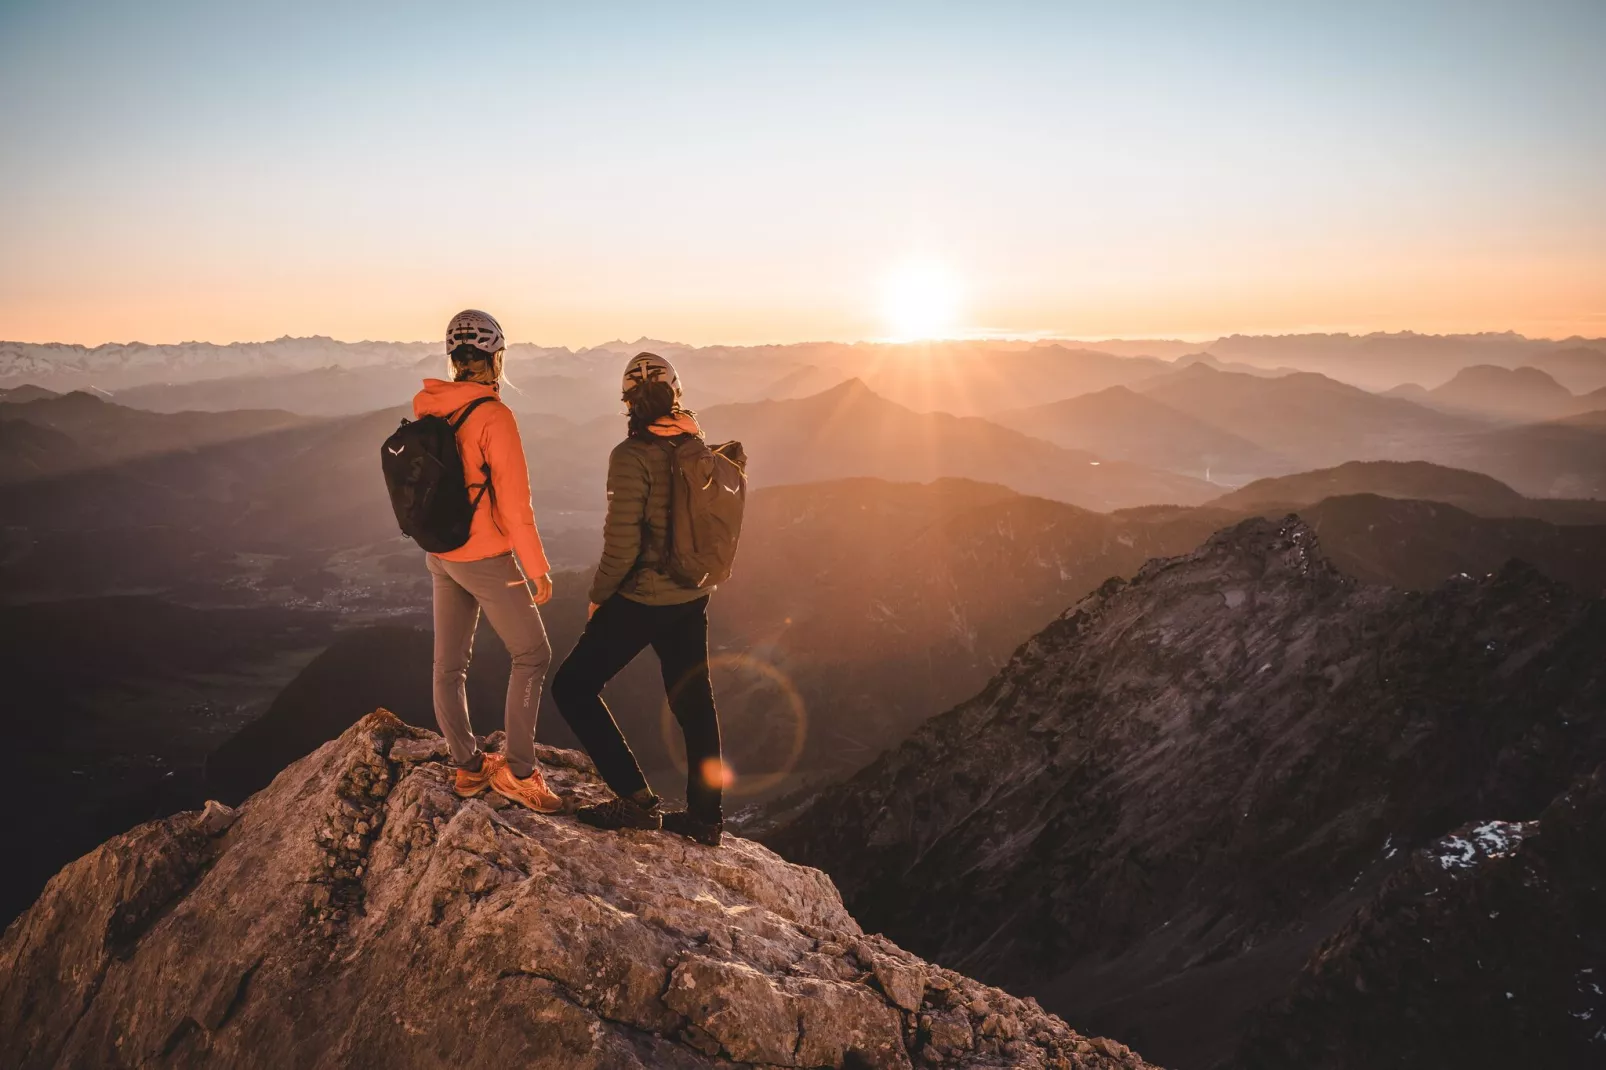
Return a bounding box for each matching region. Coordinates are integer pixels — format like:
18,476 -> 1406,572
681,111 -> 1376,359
427,551 -> 551,779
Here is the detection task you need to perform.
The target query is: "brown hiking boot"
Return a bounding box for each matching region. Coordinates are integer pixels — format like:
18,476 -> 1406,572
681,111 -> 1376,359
662,809 -> 723,847
454,752 -> 503,798
490,761 -> 564,813
576,792 -> 662,832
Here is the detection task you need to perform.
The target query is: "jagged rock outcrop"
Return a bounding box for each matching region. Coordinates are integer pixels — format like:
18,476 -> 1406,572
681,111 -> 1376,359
763,516 -> 1606,1067
1233,764 -> 1606,1069
0,711 -> 1158,1070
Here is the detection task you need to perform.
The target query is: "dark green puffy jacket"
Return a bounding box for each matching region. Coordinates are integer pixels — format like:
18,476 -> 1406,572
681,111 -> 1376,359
588,435 -> 709,606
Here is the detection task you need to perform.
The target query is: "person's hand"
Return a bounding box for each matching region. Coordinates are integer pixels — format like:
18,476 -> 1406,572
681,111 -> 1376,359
587,601 -> 600,620
529,573 -> 553,605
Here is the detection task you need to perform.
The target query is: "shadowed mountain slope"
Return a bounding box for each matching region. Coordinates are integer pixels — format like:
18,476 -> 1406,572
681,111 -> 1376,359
990,386 -> 1288,482
765,517 -> 1606,1068
1,710 -> 1159,1070
858,345 -> 1168,415
1294,495 -> 1606,595
0,392 -> 308,479
1208,460 -> 1527,513
0,384 -> 60,404
1231,765 -> 1606,1069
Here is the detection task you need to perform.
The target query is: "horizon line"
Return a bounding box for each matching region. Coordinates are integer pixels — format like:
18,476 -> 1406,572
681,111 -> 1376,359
4,327 -> 1604,352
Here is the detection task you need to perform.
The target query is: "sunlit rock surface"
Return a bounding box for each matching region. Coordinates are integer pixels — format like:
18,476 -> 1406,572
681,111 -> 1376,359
0,710 -> 1158,1070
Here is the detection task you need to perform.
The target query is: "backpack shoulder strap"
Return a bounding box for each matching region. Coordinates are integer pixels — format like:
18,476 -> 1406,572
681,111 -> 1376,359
450,395 -> 496,430
639,435 -> 685,569
450,395 -> 499,513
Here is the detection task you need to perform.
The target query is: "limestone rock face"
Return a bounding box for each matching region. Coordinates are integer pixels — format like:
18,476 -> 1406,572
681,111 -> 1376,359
0,710 -> 1158,1070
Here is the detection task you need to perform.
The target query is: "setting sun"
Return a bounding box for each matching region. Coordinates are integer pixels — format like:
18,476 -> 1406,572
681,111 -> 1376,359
880,259 -> 964,341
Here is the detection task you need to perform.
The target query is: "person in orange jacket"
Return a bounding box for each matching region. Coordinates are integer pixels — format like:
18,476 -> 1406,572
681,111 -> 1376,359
415,310 -> 562,813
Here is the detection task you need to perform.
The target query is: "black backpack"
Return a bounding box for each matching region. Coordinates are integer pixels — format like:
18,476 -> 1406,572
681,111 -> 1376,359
380,396 -> 494,553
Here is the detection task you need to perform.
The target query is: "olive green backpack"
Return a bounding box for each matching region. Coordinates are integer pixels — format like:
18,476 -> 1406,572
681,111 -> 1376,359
654,436 -> 748,589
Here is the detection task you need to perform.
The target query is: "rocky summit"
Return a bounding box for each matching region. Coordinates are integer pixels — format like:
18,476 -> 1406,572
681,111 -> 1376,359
763,516 -> 1606,1068
0,710 -> 1158,1070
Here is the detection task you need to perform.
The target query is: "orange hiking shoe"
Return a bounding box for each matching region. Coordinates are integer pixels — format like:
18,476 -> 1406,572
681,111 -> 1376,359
491,762 -> 563,814
454,752 -> 504,798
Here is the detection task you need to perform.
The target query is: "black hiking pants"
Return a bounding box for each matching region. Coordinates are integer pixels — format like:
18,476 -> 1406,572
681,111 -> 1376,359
552,594 -> 723,822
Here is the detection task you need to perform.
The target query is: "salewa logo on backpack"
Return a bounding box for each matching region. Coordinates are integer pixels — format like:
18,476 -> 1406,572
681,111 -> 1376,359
380,396 -> 494,554
656,436 -> 748,590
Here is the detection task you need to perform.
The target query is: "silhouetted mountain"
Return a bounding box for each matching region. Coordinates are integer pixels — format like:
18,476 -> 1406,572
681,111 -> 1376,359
1211,460 -> 1523,514
1211,460 -> 1606,525
1425,410 -> 1606,499
0,418 -> 92,481
1426,364 -> 1578,422
765,518 -> 1606,1068
0,384 -> 59,404
1170,353 -> 1297,378
1528,345 -> 1606,394
1132,365 -> 1483,471
1232,765 -> 1606,1069
704,379 -> 1217,510
992,385 -> 1290,481
0,392 -> 307,479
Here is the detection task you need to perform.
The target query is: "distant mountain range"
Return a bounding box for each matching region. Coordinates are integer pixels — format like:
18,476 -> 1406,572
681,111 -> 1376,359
698,378 -> 1216,510
7,331 -> 1603,406
1129,364 -> 1484,470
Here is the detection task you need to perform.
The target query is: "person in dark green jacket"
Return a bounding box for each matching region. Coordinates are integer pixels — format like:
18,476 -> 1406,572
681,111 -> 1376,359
552,353 -> 725,846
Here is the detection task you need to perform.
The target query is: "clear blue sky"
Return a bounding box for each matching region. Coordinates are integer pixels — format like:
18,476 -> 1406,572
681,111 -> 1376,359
1,0 -> 1601,345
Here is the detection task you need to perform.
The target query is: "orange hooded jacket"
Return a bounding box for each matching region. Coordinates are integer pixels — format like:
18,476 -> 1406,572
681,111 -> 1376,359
411,379 -> 551,578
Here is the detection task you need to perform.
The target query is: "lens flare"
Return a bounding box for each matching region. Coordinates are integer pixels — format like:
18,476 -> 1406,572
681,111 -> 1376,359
661,653 -> 808,798
699,757 -> 736,790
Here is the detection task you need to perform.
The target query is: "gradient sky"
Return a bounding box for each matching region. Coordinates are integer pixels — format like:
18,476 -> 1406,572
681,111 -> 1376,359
2,0 -> 1602,347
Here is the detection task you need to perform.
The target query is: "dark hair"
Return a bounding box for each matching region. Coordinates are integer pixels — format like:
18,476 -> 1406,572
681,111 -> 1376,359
624,380 -> 678,439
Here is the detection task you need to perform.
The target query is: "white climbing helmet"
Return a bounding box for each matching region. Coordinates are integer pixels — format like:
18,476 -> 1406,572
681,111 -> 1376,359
621,352 -> 682,400
445,309 -> 505,356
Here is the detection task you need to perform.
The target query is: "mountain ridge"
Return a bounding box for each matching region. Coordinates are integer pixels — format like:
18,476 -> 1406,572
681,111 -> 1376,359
763,515 -> 1606,1067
